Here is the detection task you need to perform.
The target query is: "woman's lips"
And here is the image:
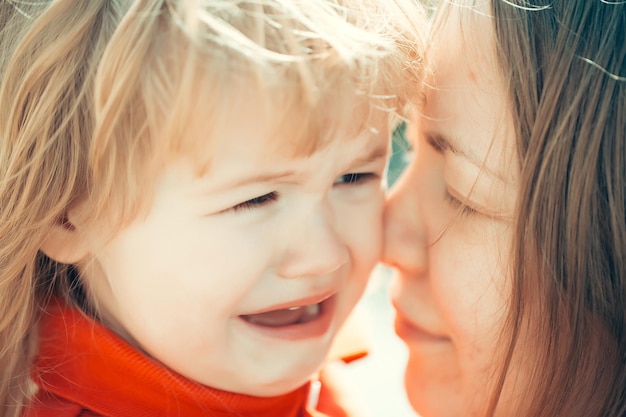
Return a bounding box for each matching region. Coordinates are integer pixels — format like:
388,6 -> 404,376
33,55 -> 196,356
393,304 -> 450,344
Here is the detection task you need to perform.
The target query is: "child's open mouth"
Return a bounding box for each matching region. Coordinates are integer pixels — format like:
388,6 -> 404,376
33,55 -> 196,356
238,296 -> 337,340
240,302 -> 322,327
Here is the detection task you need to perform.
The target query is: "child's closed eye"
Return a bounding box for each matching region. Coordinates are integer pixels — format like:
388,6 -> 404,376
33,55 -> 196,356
334,173 -> 378,185
230,192 -> 279,212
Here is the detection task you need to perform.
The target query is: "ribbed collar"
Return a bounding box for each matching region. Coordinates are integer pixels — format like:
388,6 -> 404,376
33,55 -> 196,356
32,299 -> 312,417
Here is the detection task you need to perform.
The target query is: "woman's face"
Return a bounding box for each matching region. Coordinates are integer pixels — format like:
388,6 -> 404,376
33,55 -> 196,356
384,3 -> 521,417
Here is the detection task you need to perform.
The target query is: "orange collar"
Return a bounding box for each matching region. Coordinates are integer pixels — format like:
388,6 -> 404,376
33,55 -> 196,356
32,299 -> 311,417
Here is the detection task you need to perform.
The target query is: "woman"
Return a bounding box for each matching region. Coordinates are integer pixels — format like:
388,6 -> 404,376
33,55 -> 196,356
384,1 -> 626,416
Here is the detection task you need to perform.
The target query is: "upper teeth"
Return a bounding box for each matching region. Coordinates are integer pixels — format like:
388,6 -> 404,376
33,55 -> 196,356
305,303 -> 320,315
287,303 -> 320,314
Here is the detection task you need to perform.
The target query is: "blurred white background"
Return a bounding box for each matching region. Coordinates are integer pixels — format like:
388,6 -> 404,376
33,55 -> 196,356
324,123 -> 419,417
338,265 -> 419,417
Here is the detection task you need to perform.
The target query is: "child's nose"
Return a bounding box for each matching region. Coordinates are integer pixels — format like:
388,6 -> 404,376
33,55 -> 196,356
276,209 -> 349,279
382,173 -> 427,276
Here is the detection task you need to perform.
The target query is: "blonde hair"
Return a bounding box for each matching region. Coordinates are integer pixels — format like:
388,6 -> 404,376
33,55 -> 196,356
0,0 -> 425,415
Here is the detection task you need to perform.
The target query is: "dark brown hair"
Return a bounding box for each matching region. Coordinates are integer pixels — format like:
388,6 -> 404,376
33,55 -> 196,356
490,1 -> 626,416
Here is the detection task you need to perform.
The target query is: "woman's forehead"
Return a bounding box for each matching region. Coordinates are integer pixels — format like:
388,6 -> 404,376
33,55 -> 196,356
423,0 -> 519,185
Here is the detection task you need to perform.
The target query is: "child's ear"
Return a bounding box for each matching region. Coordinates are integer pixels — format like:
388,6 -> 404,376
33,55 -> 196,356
40,208 -> 91,264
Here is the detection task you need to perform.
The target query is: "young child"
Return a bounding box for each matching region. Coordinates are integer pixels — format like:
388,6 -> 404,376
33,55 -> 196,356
0,1 -> 424,416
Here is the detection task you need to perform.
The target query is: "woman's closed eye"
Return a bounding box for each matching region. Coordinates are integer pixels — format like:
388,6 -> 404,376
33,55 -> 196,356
443,189 -> 479,217
230,192 -> 279,212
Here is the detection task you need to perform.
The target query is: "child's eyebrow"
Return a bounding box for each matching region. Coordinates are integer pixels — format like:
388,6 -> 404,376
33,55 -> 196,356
219,170 -> 299,190
349,144 -> 388,167
205,143 -> 388,193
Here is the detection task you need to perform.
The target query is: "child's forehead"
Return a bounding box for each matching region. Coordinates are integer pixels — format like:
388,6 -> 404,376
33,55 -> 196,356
167,73 -> 387,168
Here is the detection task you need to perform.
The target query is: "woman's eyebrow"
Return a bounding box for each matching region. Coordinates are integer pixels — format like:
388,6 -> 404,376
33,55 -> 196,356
425,132 -> 481,166
425,131 -> 511,183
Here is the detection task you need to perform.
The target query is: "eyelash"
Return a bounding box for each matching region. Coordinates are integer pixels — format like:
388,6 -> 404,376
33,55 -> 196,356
335,172 -> 377,185
443,190 -> 478,217
231,192 -> 279,212
228,172 -> 375,213
423,135 -> 477,217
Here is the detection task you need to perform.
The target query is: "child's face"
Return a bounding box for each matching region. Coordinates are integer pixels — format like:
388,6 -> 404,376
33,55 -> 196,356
383,2 -> 522,417
72,92 -> 388,396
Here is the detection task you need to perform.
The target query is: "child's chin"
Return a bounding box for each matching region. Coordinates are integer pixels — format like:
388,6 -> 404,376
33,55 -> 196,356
241,360 -> 326,397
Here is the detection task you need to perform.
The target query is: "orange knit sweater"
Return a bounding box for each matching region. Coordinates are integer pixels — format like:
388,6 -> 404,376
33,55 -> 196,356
23,299 -> 329,417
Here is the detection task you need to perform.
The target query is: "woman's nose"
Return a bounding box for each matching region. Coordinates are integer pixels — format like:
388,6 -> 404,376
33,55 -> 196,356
382,168 -> 427,276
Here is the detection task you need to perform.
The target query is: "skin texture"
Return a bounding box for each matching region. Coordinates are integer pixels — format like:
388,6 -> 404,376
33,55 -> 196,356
383,2 -> 522,416
60,90 -> 390,397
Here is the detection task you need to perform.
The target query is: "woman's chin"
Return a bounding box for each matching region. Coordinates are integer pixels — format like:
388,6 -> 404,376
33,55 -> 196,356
404,370 -> 463,417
